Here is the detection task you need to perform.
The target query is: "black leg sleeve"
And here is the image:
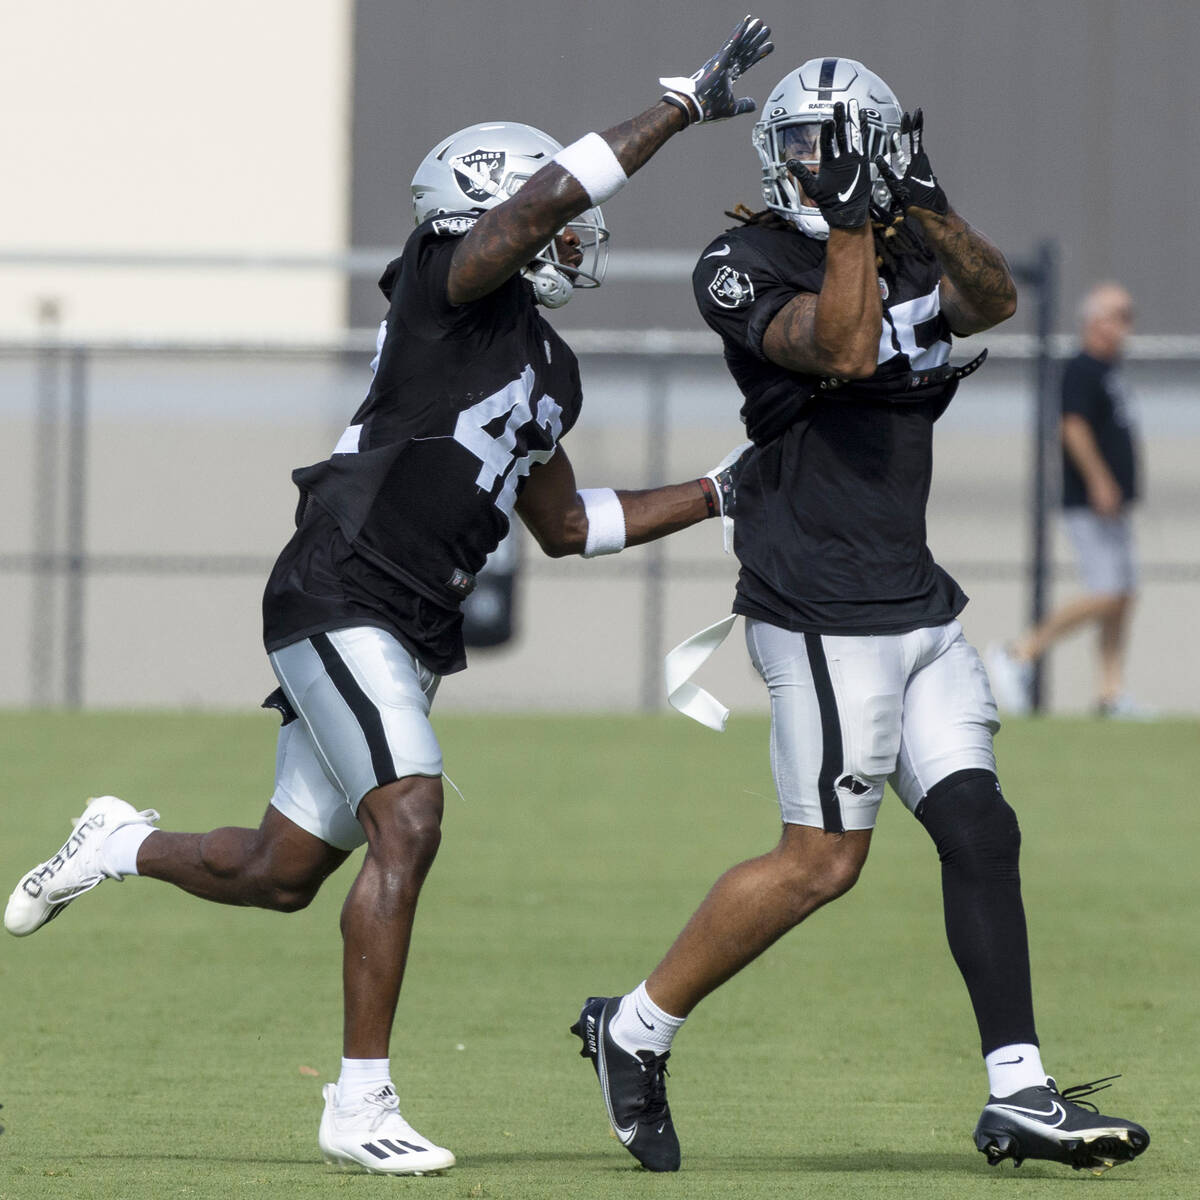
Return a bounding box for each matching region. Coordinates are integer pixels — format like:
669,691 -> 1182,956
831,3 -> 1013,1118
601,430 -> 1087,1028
915,768 -> 1038,1056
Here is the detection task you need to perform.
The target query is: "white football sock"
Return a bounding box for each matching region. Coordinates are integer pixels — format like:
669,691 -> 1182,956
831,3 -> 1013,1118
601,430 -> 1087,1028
100,822 -> 156,878
336,1057 -> 392,1109
608,981 -> 684,1056
985,1043 -> 1047,1097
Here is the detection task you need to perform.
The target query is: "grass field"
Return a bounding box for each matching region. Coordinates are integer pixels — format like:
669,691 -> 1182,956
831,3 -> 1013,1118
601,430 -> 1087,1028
1,711 -> 1196,1199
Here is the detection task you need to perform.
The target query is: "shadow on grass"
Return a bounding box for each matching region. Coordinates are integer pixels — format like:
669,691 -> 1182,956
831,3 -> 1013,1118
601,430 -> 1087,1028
460,1148 -> 982,1175
31,1148 -> 1111,1183
67,1153 -> 317,1167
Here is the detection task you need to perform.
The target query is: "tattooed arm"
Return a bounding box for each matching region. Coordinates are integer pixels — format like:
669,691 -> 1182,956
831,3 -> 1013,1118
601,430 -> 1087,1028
446,103 -> 686,306
761,226 -> 882,378
873,108 -> 1017,335
762,102 -> 881,379
446,14 -> 773,306
908,208 -> 1018,336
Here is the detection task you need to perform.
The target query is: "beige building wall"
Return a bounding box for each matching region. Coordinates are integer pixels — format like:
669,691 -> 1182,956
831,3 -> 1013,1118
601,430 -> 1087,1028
0,1 -> 352,340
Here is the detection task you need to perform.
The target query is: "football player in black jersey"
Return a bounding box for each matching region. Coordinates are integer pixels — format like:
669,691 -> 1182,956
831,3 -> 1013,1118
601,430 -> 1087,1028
572,58 -> 1149,1176
3,18 -> 772,1176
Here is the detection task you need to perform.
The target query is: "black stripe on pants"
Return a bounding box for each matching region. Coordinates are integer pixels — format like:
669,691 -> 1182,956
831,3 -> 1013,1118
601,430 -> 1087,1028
310,632 -> 396,788
803,632 -> 845,834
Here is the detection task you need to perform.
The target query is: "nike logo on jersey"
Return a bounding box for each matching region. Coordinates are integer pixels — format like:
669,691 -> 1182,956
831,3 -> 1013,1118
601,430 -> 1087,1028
837,168 -> 861,202
991,1100 -> 1068,1127
911,175 -> 936,188
703,243 -> 732,258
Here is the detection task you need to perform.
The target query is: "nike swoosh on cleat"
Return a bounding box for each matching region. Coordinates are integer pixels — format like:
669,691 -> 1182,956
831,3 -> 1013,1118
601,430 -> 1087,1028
595,1009 -> 638,1145
703,244 -> 731,259
911,175 -> 936,187
992,1100 -> 1068,1127
837,168 -> 861,202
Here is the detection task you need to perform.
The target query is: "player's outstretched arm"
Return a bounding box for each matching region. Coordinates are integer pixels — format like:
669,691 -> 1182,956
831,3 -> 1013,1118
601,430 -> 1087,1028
874,108 -> 1017,335
447,16 -> 773,306
515,442 -> 751,558
761,102 -> 881,378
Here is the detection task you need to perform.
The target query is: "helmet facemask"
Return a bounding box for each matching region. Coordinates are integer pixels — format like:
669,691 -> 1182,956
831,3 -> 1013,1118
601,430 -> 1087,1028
522,208 -> 611,309
752,58 -> 904,239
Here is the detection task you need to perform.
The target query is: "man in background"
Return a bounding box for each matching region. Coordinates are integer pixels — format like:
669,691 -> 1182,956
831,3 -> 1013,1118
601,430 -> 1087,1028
988,282 -> 1141,716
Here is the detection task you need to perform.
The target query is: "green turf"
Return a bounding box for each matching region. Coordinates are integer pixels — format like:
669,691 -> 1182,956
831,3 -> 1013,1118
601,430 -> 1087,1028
0,711 -> 1195,1199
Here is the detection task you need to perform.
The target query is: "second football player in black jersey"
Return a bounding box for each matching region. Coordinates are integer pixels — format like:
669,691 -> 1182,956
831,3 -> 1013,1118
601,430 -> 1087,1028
574,56 -> 1149,1178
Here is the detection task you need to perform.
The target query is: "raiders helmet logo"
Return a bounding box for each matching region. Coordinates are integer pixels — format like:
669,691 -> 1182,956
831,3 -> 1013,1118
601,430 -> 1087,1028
708,265 -> 755,309
451,149 -> 506,203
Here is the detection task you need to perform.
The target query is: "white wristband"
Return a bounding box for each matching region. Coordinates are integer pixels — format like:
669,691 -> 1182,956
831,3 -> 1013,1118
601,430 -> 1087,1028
552,133 -> 627,205
578,487 -> 627,557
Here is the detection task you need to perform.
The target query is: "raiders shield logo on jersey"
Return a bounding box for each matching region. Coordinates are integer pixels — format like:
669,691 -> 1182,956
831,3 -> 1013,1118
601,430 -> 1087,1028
451,149 -> 506,203
709,265 -> 755,309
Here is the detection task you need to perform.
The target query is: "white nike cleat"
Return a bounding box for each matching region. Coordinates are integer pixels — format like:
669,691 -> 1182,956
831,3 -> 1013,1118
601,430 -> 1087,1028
4,796 -> 160,937
318,1083 -> 455,1175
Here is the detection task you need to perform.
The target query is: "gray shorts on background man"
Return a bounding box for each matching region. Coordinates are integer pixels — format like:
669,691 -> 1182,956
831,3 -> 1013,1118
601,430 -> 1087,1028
1063,508 -> 1136,596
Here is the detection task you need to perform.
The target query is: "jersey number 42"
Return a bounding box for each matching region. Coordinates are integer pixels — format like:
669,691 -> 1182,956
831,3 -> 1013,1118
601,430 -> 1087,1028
453,364 -> 564,516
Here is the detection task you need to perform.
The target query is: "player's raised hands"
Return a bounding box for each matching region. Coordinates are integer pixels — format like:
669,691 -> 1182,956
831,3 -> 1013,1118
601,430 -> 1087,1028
659,15 -> 774,125
786,100 -> 872,229
874,109 -> 949,215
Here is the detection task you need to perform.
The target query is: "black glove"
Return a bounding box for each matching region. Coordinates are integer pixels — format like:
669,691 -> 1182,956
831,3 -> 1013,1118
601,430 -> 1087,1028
786,101 -> 872,229
873,108 -> 949,215
660,15 -> 774,125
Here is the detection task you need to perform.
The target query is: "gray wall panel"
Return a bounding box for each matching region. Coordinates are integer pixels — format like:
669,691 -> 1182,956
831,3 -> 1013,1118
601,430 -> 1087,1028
350,0 -> 1197,334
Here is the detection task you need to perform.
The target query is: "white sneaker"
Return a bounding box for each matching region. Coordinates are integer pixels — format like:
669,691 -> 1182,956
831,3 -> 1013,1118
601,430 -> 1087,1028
986,643 -> 1034,715
4,796 -> 160,937
318,1083 -> 455,1175
1097,694 -> 1157,721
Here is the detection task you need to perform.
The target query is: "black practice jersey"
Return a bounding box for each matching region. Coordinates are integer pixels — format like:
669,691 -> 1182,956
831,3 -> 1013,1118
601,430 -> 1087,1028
693,220 -> 968,634
263,214 -> 582,673
1060,351 -> 1138,508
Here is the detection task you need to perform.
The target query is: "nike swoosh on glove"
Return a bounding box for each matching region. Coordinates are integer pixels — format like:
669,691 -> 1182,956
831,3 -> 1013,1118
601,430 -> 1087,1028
874,108 -> 949,215
786,100 -> 872,229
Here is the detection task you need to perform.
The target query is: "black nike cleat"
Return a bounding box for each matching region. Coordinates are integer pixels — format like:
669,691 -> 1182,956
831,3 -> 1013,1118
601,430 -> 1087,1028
571,995 -> 680,1172
974,1075 -> 1149,1175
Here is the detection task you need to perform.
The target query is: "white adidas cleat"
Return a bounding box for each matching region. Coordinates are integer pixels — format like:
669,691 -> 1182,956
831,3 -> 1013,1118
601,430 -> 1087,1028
4,796 -> 160,937
318,1083 -> 455,1175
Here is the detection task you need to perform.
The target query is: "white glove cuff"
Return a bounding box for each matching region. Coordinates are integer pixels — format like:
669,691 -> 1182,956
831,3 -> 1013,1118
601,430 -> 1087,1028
578,487 -> 627,557
552,133 -> 627,205
658,77 -> 701,123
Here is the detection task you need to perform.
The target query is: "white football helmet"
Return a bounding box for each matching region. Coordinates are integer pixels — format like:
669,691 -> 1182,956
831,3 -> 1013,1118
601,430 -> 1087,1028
752,58 -> 904,239
410,121 -> 609,308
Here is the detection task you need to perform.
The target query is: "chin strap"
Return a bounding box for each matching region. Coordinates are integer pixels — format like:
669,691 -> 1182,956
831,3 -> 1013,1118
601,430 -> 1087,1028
523,261 -> 573,308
